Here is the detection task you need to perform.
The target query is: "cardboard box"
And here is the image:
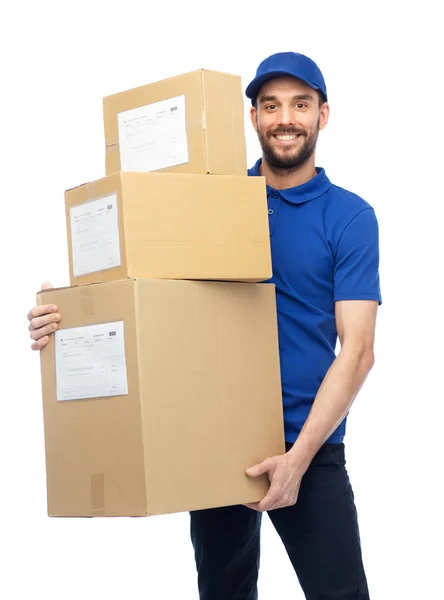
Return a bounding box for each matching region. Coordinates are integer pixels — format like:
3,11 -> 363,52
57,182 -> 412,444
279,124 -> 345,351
103,69 -> 247,176
37,278 -> 285,517
65,171 -> 272,287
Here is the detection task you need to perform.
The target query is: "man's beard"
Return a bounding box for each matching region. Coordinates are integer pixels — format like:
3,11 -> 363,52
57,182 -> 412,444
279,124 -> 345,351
258,119 -> 320,173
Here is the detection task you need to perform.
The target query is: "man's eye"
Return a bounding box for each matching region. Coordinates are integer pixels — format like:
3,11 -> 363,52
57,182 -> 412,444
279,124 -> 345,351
296,103 -> 306,109
265,104 -> 277,110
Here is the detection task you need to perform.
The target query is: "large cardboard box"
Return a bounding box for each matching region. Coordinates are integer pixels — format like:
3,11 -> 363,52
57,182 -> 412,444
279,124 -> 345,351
103,69 -> 247,176
37,278 -> 285,517
65,171 -> 272,287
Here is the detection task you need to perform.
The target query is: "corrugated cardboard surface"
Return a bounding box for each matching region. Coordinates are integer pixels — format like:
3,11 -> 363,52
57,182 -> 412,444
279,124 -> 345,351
37,280 -> 147,517
38,279 -> 285,517
201,70 -> 247,179
103,69 -> 247,176
65,171 -> 272,286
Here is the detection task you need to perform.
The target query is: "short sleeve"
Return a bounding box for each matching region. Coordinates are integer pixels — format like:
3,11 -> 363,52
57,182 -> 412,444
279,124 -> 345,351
334,208 -> 382,304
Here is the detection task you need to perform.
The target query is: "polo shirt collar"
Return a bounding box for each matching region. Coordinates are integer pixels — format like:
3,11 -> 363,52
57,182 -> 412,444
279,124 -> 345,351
249,158 -> 332,205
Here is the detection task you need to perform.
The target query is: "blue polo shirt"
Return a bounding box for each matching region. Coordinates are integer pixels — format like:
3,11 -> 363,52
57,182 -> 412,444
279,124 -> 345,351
248,159 -> 382,444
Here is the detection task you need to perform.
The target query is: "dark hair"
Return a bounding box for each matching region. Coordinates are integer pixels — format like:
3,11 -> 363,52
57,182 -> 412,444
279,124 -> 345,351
317,91 -> 327,107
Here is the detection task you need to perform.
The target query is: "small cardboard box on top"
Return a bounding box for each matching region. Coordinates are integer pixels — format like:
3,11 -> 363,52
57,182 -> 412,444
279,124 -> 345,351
65,171 -> 272,287
37,278 -> 285,517
103,69 -> 247,176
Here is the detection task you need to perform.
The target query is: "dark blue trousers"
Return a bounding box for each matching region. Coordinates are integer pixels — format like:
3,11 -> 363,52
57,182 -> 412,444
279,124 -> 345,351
189,442 -> 370,599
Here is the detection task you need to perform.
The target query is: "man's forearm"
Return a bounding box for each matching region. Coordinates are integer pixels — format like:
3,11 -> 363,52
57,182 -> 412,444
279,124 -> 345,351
287,346 -> 375,472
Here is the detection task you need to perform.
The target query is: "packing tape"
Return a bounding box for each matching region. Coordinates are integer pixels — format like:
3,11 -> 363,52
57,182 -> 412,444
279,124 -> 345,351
80,288 -> 95,316
90,473 -> 105,516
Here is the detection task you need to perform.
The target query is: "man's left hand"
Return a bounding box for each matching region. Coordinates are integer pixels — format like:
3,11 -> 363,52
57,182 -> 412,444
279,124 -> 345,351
244,452 -> 305,512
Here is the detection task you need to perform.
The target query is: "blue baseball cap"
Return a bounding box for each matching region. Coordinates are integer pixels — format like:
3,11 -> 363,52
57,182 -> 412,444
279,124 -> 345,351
245,52 -> 328,104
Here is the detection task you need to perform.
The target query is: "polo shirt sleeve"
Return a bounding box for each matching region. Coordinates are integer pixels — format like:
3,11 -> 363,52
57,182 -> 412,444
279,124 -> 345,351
334,208 -> 382,304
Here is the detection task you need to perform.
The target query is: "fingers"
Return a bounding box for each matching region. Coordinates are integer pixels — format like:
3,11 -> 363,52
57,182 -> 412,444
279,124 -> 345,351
28,282 -> 57,351
244,482 -> 280,512
263,499 -> 284,512
252,497 -> 286,512
244,502 -> 261,511
28,309 -> 60,351
29,320 -> 60,341
245,486 -> 296,512
31,336 -> 50,351
257,492 -> 279,512
245,495 -> 279,512
263,493 -> 297,512
27,303 -> 59,322
254,480 -> 295,512
28,311 -> 61,332
246,457 -> 274,478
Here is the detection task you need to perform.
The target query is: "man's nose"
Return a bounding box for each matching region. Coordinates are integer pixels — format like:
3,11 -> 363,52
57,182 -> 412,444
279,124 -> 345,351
277,106 -> 295,126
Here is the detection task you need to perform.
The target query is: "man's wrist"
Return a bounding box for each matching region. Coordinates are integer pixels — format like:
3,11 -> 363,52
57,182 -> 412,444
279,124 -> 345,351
287,439 -> 317,475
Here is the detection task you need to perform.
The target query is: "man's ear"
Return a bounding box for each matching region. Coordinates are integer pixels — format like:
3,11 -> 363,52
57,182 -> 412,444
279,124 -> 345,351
250,105 -> 258,133
319,102 -> 330,131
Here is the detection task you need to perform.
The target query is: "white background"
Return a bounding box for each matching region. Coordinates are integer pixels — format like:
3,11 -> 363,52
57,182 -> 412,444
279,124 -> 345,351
1,1 -> 442,598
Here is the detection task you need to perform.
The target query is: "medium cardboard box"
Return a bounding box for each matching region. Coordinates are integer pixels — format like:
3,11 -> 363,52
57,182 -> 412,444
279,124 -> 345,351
103,69 -> 247,176
65,171 -> 272,287
37,278 -> 285,517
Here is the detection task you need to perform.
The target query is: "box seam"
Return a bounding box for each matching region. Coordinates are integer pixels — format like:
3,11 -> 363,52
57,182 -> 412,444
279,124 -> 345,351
133,281 -> 150,514
200,71 -> 211,173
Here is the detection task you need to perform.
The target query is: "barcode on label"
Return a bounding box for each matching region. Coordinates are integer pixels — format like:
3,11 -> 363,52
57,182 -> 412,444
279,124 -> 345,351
107,204 -> 112,210
170,106 -> 177,112
109,331 -> 116,337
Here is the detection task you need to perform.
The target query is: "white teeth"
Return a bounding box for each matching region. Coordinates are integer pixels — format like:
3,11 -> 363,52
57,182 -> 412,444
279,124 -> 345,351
276,135 -> 297,140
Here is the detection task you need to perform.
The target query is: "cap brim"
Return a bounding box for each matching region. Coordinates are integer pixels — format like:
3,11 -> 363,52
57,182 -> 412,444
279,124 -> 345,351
245,70 -> 321,102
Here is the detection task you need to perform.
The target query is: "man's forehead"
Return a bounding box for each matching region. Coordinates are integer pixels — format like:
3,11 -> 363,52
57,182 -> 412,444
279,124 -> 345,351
258,76 -> 316,99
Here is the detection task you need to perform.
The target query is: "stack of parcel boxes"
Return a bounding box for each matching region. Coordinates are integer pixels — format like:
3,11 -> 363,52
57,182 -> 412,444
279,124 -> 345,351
38,69 -> 285,517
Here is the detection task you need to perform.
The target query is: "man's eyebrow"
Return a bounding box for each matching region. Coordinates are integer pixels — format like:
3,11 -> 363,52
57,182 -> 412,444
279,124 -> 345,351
258,93 -> 315,104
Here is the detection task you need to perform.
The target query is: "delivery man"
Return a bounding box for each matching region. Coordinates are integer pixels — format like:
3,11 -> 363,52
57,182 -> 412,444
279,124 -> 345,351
27,52 -> 381,600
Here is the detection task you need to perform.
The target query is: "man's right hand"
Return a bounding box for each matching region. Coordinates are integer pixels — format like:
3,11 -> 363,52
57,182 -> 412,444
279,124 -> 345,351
27,281 -> 61,351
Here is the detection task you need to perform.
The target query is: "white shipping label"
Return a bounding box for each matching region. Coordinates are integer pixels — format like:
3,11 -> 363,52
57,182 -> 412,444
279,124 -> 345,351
70,194 -> 121,277
117,95 -> 189,172
55,321 -> 128,401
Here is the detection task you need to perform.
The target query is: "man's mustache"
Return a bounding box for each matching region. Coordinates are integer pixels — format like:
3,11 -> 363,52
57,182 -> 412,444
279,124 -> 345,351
267,127 -> 306,137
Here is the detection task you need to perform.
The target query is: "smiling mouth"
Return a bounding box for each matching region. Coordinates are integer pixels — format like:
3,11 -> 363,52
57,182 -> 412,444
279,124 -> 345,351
272,133 -> 302,142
